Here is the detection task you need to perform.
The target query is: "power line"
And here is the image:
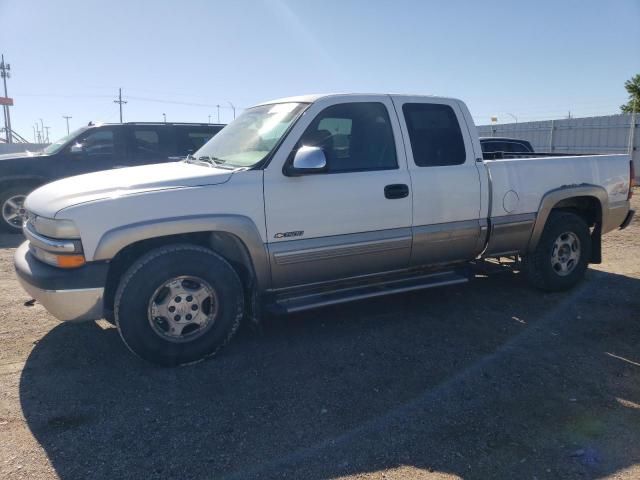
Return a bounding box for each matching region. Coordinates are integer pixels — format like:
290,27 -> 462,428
113,87 -> 127,123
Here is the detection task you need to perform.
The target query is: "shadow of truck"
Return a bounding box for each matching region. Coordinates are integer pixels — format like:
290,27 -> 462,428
19,269 -> 640,479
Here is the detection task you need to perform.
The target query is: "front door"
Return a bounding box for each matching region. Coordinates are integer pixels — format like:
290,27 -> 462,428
57,126 -> 125,178
263,97 -> 413,289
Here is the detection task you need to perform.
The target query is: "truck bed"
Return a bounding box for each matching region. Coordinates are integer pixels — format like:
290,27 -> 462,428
485,154 -> 631,223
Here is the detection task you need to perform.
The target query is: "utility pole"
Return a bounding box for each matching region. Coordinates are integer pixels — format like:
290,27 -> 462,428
44,126 -> 51,142
162,113 -> 166,123
216,104 -> 220,123
32,125 -> 36,143
227,101 -> 236,120
39,118 -> 44,142
114,87 -> 127,123
62,115 -> 72,135
208,114 -> 211,124
1,54 -> 12,143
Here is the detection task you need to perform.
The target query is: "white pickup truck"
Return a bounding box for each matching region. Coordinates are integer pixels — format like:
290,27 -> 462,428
14,94 -> 635,366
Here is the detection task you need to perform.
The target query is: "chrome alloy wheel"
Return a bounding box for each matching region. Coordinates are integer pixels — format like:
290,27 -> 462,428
550,232 -> 581,277
147,276 -> 218,343
2,194 -> 27,229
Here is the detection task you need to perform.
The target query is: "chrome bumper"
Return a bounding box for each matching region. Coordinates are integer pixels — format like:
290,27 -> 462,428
14,242 -> 106,322
17,275 -> 104,322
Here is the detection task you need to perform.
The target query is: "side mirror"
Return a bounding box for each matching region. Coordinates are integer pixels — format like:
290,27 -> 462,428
286,146 -> 327,176
70,143 -> 84,155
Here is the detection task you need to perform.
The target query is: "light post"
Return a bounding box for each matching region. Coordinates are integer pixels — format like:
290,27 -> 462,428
227,101 -> 236,120
162,113 -> 166,123
506,112 -> 518,123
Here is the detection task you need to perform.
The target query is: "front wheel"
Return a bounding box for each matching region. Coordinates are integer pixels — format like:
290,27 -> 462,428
524,211 -> 591,291
0,187 -> 29,233
114,244 -> 245,366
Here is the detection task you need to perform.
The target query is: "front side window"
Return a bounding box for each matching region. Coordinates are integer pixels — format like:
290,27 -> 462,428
42,127 -> 89,155
177,127 -> 220,154
193,102 -> 307,168
298,102 -> 397,172
403,103 -> 466,167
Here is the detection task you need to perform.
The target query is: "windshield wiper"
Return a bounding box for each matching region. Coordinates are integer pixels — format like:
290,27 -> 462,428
196,155 -> 238,170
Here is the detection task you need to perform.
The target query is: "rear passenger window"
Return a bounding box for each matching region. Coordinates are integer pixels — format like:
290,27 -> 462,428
176,127 -> 220,154
133,129 -> 161,159
299,102 -> 397,172
402,103 -> 466,167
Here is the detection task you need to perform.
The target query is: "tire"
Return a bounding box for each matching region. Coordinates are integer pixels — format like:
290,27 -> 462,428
0,186 -> 30,233
114,244 -> 244,366
524,211 -> 591,291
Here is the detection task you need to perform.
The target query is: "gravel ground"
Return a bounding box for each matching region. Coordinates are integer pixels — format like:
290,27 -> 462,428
1,194 -> 639,480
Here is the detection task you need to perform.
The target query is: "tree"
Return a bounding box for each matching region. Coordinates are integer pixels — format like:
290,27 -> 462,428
621,74 -> 640,113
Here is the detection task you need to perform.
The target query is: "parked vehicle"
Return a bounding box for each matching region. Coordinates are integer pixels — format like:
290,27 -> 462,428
0,122 -> 225,232
480,137 -> 534,159
14,94 -> 635,366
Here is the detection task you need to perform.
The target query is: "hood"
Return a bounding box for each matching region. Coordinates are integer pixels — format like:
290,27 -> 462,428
0,151 -> 45,161
25,161 -> 233,218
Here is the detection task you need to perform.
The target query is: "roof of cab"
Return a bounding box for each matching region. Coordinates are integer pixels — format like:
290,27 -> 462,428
254,93 -> 461,107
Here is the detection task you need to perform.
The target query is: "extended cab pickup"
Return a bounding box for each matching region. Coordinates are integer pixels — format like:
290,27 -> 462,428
14,94 -> 636,366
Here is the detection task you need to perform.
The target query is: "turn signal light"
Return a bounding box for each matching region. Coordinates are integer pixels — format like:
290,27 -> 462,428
56,254 -> 86,268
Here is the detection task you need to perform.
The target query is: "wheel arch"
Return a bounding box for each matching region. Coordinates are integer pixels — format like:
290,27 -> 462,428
97,215 -> 271,316
527,185 -> 607,261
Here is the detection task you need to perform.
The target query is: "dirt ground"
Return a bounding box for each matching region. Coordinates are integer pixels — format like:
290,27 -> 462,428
1,194 -> 639,480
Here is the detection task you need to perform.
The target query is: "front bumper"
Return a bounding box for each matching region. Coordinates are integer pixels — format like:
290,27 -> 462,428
14,242 -> 109,322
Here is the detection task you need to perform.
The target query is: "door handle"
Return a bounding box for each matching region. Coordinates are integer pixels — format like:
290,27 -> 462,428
384,184 -> 409,199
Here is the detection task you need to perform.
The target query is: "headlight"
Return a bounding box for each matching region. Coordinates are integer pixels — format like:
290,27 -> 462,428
24,213 -> 85,268
30,215 -> 80,239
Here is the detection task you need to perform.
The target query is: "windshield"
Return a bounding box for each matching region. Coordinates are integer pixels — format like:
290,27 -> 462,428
192,102 -> 308,168
42,127 -> 89,155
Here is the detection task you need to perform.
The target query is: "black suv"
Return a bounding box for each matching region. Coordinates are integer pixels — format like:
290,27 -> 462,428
0,122 -> 224,232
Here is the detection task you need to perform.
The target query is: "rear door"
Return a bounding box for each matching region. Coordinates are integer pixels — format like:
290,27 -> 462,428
391,97 -> 484,265
126,125 -> 175,166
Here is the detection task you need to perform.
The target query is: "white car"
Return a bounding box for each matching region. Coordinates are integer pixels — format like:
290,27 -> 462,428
15,94 -> 635,366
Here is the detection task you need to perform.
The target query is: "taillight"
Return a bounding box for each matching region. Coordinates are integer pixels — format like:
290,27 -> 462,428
630,160 -> 636,200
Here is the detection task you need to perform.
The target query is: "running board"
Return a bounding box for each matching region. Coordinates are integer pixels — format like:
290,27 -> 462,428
268,270 -> 469,314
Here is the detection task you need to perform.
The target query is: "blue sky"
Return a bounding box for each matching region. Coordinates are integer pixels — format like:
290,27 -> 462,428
1,0 -> 639,142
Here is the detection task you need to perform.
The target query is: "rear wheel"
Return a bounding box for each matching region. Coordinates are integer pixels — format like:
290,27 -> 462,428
524,211 -> 591,291
0,187 -> 29,233
114,244 -> 244,366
